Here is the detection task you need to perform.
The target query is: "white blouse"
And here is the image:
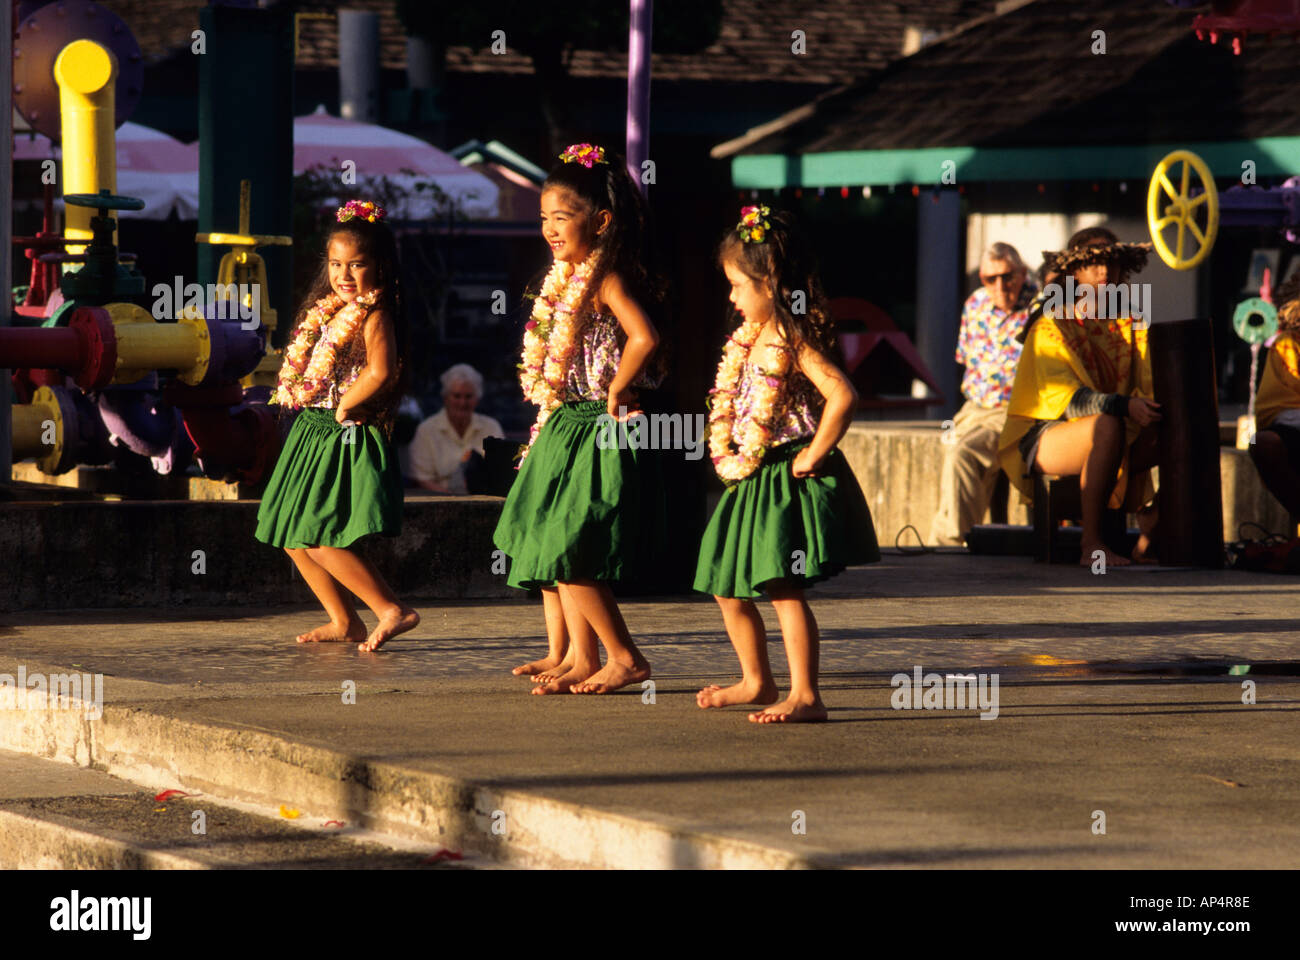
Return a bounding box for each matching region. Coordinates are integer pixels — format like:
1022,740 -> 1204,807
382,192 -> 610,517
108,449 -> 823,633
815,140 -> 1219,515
408,409 -> 503,494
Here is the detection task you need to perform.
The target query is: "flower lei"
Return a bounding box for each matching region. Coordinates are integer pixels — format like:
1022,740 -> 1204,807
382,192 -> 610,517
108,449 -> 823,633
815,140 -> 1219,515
517,253 -> 599,454
559,143 -> 607,168
272,290 -> 380,408
737,204 -> 771,244
707,315 -> 789,483
337,199 -> 386,223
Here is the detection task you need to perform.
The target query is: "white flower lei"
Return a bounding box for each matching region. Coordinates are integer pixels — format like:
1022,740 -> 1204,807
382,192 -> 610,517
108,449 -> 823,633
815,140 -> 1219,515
517,253 -> 598,456
707,316 -> 790,483
273,289 -> 379,408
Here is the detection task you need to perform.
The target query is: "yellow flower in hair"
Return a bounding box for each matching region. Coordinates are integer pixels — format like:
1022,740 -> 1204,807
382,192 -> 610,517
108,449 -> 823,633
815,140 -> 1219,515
737,204 -> 773,243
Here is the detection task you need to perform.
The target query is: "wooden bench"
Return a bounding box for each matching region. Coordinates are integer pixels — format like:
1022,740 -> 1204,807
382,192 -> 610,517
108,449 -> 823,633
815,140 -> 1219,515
1032,474 -> 1128,564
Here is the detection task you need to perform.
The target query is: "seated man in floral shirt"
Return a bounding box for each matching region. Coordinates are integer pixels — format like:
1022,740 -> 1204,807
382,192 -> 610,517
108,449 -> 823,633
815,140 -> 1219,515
929,242 -> 1036,546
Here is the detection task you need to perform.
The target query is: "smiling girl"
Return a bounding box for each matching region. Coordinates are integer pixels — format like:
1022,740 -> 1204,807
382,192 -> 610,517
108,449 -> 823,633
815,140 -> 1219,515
494,143 -> 666,695
254,200 -> 420,652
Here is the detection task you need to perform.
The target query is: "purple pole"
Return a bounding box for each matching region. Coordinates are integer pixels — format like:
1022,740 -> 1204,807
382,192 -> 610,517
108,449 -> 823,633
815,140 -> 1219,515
1,0 -> 13,482
626,0 -> 653,195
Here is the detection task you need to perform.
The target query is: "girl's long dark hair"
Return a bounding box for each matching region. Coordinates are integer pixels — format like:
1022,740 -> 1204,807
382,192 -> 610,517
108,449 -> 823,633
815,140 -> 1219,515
292,216 -> 409,400
717,207 -> 841,367
540,150 -> 663,327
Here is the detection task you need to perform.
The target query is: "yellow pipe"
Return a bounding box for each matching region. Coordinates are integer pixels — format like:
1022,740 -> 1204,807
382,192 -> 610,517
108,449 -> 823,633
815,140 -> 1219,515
11,388 -> 63,472
54,39 -> 118,247
106,303 -> 212,385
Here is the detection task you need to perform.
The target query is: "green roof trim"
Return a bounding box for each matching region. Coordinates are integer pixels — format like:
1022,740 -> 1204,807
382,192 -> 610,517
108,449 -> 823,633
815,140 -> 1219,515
730,138 -> 1300,188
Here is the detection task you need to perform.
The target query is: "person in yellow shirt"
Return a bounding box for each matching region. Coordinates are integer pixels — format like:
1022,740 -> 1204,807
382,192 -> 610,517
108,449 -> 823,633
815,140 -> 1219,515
1250,273 -> 1300,519
998,228 -> 1162,567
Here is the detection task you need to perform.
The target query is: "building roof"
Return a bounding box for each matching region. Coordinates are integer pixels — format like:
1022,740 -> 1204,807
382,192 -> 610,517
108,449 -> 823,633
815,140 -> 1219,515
714,0 -> 1300,160
100,0 -> 997,83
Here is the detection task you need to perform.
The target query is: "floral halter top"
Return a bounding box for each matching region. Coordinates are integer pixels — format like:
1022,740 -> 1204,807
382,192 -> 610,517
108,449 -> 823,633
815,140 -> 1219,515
301,309 -> 399,437
729,351 -> 820,449
564,312 -> 662,402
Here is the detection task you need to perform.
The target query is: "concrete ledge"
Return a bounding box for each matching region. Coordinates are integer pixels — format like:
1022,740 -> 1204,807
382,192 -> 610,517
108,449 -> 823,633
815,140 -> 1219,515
841,421 -> 1294,546
0,698 -> 816,869
0,807 -> 211,870
0,495 -> 513,611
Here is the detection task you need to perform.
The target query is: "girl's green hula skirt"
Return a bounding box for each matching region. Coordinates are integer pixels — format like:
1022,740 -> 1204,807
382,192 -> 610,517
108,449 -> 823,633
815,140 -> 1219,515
493,400 -> 666,590
694,441 -> 880,599
254,407 -> 402,549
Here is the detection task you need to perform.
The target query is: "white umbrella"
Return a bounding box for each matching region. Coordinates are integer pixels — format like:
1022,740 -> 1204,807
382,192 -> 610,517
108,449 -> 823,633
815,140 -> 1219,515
13,121 -> 200,220
293,105 -> 499,219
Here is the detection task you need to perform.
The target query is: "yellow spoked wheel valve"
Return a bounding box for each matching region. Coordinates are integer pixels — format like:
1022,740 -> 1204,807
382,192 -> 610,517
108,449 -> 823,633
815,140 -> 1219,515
1147,149 -> 1219,271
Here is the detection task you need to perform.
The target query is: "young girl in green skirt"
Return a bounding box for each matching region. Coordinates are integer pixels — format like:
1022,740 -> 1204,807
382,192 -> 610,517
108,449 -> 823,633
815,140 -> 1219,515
495,143 -> 665,696
695,206 -> 880,723
254,200 -> 419,652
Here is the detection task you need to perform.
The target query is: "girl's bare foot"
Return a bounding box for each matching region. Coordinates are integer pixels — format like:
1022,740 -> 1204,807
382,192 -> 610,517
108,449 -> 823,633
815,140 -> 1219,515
297,619 -> 366,644
529,650 -> 576,684
749,695 -> 828,724
571,659 -> 651,695
697,680 -> 779,709
358,607 -> 420,652
532,663 -> 598,695
1080,539 -> 1129,568
512,653 -> 566,678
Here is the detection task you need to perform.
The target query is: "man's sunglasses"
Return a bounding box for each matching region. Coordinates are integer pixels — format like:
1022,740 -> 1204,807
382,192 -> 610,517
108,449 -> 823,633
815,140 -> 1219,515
981,272 -> 1018,286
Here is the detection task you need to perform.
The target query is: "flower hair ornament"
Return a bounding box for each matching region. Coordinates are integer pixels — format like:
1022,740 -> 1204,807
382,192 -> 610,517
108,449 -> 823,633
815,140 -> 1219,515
559,143 -> 608,168
337,199 -> 386,223
737,205 -> 771,244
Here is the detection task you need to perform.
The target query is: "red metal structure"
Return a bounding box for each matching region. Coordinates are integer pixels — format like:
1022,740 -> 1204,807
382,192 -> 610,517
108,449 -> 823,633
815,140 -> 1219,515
1187,0 -> 1300,55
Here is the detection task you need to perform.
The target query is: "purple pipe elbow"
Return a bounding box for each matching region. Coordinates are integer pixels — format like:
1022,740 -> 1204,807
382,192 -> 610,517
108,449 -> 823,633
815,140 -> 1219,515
196,309 -> 265,386
96,387 -> 192,473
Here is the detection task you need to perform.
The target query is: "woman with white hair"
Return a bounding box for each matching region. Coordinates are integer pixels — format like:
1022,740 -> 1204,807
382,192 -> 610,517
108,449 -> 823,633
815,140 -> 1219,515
409,363 -> 504,494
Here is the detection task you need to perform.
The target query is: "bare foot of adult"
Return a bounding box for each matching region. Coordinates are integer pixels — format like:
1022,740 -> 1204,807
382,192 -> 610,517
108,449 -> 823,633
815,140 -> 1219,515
571,660 -> 651,695
532,663 -> 598,695
696,680 -> 779,709
297,619 -> 366,644
512,653 -> 566,678
358,607 -> 420,652
1080,539 -> 1130,569
1132,505 -> 1159,564
749,696 -> 829,724
1131,534 -> 1158,564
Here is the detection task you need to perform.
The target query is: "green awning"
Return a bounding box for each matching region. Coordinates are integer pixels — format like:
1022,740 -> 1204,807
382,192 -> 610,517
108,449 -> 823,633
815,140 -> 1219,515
731,137 -> 1300,188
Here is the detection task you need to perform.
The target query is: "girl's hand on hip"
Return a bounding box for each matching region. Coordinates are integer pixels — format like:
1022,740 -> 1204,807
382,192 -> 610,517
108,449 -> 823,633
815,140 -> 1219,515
791,447 -> 824,478
607,389 -> 641,421
336,406 -> 364,425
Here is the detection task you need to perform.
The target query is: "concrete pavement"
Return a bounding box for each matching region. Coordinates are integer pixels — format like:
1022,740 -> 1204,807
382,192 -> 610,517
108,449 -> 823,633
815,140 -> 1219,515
1,551 -> 1297,868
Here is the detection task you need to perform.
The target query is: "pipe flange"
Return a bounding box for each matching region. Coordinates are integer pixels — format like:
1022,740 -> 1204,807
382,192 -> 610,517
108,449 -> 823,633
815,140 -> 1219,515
68,304 -> 117,390
12,1 -> 144,140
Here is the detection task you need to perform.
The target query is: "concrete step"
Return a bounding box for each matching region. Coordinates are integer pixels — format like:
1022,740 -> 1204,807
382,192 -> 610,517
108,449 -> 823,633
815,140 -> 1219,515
0,700 -> 817,869
0,750 -> 478,870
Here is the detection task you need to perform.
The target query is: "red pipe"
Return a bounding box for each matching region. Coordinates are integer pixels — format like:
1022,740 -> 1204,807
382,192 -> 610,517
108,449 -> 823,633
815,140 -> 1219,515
162,382 -> 279,484
0,326 -> 83,369
0,305 -> 117,389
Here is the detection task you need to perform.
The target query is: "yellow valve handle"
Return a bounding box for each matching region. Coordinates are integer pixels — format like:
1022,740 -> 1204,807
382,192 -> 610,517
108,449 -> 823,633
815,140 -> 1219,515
1147,149 -> 1218,270
196,232 -> 293,248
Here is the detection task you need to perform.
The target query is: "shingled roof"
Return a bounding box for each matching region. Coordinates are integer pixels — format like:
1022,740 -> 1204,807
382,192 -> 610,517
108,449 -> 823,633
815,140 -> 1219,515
715,0 -> 1300,157
100,0 -> 997,83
